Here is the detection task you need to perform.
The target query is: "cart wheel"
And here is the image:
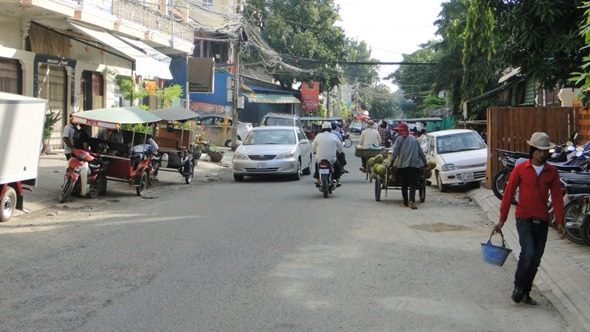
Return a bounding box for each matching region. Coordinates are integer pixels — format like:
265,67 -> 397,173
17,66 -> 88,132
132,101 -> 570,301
374,176 -> 381,201
419,181 -> 426,203
185,164 -> 195,184
136,173 -> 148,196
1,186 -> 17,222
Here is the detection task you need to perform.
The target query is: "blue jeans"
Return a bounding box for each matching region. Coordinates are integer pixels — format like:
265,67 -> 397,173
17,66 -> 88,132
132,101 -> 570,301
514,218 -> 548,293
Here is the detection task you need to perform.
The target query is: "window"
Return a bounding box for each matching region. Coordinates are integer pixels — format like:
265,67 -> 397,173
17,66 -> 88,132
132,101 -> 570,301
436,132 -> 486,154
0,58 -> 22,94
202,0 -> 213,5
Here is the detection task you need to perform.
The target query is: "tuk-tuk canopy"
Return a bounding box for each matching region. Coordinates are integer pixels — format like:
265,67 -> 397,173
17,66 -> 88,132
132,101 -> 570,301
72,107 -> 162,129
151,107 -> 199,122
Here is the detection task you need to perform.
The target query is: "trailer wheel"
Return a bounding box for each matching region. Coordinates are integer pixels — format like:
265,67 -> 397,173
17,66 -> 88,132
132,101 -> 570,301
1,187 -> 17,222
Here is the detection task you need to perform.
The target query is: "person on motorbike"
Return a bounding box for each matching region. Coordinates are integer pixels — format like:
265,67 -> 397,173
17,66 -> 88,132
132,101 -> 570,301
312,122 -> 344,187
330,122 -> 348,173
331,122 -> 343,141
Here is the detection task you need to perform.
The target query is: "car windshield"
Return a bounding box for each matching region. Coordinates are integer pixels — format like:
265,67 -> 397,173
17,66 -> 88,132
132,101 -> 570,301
265,117 -> 294,126
436,132 -> 486,154
244,129 -> 296,145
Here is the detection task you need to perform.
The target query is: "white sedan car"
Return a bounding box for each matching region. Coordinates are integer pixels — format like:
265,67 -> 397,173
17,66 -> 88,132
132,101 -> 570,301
423,129 -> 487,192
232,126 -> 313,181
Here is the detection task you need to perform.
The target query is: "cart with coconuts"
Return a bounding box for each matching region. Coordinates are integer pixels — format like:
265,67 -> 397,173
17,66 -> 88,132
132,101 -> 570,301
354,145 -> 389,181
368,152 -> 435,202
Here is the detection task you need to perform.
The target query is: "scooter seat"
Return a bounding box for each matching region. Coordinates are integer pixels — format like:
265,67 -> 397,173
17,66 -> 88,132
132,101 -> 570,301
565,184 -> 590,195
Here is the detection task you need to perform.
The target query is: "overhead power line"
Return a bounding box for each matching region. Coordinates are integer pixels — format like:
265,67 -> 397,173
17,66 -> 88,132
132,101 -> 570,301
294,60 -> 438,66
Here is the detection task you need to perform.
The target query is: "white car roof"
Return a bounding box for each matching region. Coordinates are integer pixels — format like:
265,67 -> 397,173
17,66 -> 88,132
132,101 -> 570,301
251,126 -> 299,131
428,129 -> 478,137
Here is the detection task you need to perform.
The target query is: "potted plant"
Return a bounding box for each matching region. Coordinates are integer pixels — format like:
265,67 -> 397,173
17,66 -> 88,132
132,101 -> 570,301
207,144 -> 224,162
42,111 -> 61,154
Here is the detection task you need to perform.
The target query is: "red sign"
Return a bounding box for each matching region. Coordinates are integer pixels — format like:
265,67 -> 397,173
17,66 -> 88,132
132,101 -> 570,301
300,81 -> 320,112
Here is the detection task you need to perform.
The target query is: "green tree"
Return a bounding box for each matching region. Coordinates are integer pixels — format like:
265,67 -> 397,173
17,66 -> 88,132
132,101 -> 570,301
343,39 -> 379,86
461,0 -> 498,105
243,0 -> 346,92
387,41 -> 439,107
155,84 -> 183,108
360,84 -> 396,119
571,1 -> 590,105
433,0 -> 468,116
497,0 -> 585,89
115,76 -> 147,106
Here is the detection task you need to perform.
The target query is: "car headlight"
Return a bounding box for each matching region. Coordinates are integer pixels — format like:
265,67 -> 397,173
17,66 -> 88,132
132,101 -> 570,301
233,152 -> 249,160
276,151 -> 296,159
441,163 -> 457,171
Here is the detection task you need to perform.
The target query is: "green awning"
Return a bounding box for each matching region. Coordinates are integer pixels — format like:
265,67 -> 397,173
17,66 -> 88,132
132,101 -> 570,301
243,93 -> 300,104
72,107 -> 162,129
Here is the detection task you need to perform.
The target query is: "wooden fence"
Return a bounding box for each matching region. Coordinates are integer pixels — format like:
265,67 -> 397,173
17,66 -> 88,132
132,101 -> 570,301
485,107 -> 578,187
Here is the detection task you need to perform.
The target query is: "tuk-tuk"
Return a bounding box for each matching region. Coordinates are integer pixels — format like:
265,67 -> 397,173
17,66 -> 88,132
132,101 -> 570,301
151,107 -> 200,184
72,107 -> 162,196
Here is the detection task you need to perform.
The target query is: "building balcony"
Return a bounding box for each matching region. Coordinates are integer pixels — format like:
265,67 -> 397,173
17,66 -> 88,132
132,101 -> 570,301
1,0 -> 193,54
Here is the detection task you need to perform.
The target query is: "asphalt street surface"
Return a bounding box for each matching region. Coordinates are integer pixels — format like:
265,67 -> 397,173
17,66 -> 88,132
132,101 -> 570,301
0,148 -> 570,331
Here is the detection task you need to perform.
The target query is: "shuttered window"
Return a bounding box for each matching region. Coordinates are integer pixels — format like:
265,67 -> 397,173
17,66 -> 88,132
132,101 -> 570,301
0,58 -> 22,94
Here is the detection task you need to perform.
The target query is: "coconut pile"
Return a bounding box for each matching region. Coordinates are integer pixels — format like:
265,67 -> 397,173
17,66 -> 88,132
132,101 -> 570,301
368,154 -> 436,184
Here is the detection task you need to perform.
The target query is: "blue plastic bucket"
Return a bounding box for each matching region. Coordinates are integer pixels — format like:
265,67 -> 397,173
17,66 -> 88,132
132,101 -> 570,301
481,231 -> 512,266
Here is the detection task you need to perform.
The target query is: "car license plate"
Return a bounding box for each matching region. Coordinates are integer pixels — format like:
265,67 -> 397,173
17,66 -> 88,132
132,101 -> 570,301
257,163 -> 267,169
319,168 -> 330,175
462,172 -> 474,180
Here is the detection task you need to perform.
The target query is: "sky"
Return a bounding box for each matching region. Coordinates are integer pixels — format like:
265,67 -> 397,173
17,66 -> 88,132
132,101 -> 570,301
334,0 -> 446,92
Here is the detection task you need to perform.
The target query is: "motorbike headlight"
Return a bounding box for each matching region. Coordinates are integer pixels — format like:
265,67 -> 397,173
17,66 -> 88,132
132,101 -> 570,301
276,150 -> 296,159
233,152 -> 249,160
441,163 -> 457,171
74,167 -> 82,173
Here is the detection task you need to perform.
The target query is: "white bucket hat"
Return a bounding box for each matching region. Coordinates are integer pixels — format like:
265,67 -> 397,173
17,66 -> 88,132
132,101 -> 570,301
526,132 -> 555,150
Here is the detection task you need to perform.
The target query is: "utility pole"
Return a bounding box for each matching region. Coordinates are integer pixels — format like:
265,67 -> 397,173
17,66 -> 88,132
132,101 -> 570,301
230,38 -> 240,151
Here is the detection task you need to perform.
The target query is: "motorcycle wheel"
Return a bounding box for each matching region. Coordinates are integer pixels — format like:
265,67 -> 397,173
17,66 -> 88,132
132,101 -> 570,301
344,138 -> 352,148
374,176 -> 381,201
136,173 -> 148,196
563,200 -> 590,245
1,186 -> 17,222
321,178 -> 329,198
185,163 -> 195,184
493,168 -> 518,205
59,178 -> 75,203
580,219 -> 590,245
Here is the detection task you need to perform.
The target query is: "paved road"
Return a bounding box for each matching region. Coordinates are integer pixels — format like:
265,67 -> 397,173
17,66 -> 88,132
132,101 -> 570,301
0,148 -> 571,331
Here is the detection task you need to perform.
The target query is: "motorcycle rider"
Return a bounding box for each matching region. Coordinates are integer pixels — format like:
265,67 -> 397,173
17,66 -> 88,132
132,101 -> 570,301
312,122 -> 344,187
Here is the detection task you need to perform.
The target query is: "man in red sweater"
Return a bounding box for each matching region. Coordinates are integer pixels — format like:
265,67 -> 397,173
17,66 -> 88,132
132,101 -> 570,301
493,132 -> 565,305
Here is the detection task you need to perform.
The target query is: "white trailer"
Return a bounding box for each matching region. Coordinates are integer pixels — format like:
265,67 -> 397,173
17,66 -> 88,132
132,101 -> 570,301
0,92 -> 47,222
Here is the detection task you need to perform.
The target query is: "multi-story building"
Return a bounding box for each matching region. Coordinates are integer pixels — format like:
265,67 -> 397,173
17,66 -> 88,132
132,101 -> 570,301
0,0 -> 194,147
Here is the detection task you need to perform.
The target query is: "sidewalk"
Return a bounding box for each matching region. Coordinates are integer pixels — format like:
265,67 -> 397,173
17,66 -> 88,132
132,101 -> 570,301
14,148 -> 234,217
471,188 -> 590,332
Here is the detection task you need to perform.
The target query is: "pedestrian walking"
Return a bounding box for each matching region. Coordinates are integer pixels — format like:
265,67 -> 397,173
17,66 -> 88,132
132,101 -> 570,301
358,120 -> 381,172
493,132 -> 566,305
391,123 -> 426,209
378,120 -> 391,147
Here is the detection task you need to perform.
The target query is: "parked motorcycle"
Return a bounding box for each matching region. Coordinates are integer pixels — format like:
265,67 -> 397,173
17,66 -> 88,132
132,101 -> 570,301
317,159 -> 336,198
493,136 -> 585,204
492,149 -> 528,204
59,149 -> 109,203
560,172 -> 590,245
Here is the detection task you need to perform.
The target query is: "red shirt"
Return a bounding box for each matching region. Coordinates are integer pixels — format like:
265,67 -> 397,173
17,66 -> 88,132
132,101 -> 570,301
499,159 -> 564,225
